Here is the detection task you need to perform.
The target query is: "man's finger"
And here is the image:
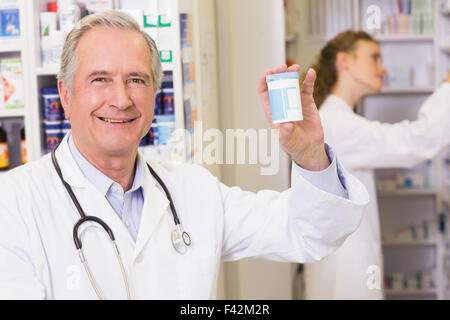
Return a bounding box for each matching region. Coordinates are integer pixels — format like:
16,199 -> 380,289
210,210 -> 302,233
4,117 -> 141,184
301,68 -> 316,95
258,64 -> 290,93
287,64 -> 300,73
270,64 -> 287,75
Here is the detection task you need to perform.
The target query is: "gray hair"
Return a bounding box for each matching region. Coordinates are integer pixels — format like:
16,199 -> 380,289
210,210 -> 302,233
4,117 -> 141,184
57,10 -> 162,94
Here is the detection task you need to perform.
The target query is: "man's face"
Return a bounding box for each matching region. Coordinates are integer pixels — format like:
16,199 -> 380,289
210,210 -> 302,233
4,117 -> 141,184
59,26 -> 155,157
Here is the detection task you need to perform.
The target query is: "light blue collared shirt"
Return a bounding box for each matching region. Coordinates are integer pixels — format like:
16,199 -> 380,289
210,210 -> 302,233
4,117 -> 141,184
68,135 -> 348,243
68,134 -> 144,242
293,144 -> 348,199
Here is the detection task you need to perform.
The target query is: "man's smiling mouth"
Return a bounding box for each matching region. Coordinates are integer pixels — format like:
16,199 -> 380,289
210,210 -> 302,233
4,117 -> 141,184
98,117 -> 136,123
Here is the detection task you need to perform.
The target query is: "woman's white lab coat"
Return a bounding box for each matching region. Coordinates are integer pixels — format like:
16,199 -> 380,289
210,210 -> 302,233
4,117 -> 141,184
304,83 -> 450,300
0,134 -> 369,300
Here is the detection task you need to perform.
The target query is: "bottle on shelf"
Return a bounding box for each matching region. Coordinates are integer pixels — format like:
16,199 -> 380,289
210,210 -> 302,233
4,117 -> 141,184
21,127 -> 26,164
57,0 -> 81,34
0,122 -> 9,171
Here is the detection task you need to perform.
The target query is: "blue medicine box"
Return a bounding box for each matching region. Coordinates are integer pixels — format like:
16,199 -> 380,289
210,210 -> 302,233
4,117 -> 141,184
0,8 -> 20,37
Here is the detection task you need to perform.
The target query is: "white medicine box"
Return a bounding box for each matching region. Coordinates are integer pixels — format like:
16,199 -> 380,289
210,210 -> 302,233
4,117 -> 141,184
0,71 -> 4,111
1,59 -> 24,109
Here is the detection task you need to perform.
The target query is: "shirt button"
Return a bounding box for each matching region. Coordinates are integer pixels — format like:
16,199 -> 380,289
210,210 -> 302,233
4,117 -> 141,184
111,185 -> 120,193
125,219 -> 130,227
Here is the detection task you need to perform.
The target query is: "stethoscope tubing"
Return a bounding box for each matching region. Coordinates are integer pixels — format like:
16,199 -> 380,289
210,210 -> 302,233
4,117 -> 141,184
51,141 -> 190,299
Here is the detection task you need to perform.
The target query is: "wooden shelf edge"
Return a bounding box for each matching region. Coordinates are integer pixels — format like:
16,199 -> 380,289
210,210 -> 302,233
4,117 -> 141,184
0,109 -> 25,118
374,35 -> 434,42
0,37 -> 22,53
385,289 -> 437,295
382,241 -> 437,247
379,87 -> 435,94
377,189 -> 438,196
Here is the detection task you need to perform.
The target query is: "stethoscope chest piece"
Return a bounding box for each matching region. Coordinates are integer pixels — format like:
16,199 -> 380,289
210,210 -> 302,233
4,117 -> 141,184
172,226 -> 191,255
182,232 -> 191,246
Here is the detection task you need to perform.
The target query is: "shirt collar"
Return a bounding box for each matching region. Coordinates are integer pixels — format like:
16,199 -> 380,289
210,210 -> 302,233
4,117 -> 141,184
68,133 -> 144,196
324,94 -> 354,113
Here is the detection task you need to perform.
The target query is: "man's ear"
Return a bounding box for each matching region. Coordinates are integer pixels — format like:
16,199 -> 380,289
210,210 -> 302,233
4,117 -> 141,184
57,80 -> 71,119
335,51 -> 350,72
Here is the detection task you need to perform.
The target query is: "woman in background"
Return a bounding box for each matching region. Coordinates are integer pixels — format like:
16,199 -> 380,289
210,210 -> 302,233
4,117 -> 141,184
303,30 -> 450,299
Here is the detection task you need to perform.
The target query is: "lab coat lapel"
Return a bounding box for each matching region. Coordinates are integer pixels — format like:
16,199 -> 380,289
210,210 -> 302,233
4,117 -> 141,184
55,132 -> 136,249
77,185 -> 136,248
134,160 -> 170,259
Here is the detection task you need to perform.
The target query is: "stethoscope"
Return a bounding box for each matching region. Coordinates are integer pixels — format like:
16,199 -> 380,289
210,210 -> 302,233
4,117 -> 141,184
51,143 -> 191,299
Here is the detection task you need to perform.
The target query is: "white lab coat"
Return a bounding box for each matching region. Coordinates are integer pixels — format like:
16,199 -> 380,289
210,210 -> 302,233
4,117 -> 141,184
0,133 -> 369,300
304,83 -> 450,300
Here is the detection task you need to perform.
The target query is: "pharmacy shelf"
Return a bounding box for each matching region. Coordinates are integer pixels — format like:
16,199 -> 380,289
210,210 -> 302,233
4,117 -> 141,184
377,189 -> 438,197
382,241 -> 437,247
22,0 -> 190,162
285,34 -> 297,43
161,62 -> 174,72
36,61 -> 174,75
35,65 -> 59,76
379,87 -> 436,94
0,37 -> 22,53
374,34 -> 434,42
0,109 -> 25,118
385,289 -> 437,296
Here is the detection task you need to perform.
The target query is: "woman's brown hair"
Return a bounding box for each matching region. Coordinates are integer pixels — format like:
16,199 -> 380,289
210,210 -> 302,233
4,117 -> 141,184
302,30 -> 378,108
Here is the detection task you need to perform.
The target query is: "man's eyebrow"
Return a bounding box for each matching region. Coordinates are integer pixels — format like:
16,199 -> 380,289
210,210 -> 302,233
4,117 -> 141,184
128,72 -> 151,82
86,71 -> 151,82
87,70 -> 112,79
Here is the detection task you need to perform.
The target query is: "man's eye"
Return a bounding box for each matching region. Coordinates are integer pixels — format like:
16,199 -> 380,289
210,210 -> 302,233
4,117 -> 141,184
128,78 -> 147,86
93,78 -> 107,82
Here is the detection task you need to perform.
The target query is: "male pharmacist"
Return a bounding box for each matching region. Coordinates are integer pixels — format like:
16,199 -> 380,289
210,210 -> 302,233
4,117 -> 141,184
0,11 -> 368,299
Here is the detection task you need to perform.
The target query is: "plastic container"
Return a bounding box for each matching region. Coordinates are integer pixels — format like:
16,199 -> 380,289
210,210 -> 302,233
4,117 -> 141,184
148,120 -> 158,145
154,89 -> 164,115
57,0 -> 80,33
42,87 -> 62,121
61,119 -> 71,130
20,127 -> 26,164
40,12 -> 58,37
156,114 -> 175,145
41,30 -> 65,66
139,135 -> 148,147
0,122 -> 9,170
61,128 -> 70,139
162,76 -> 174,115
266,72 -> 303,124
47,2 -> 58,12
46,129 -> 63,153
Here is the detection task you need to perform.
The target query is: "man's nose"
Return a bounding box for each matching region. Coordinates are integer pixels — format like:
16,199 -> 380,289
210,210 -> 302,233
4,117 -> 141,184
108,81 -> 133,110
